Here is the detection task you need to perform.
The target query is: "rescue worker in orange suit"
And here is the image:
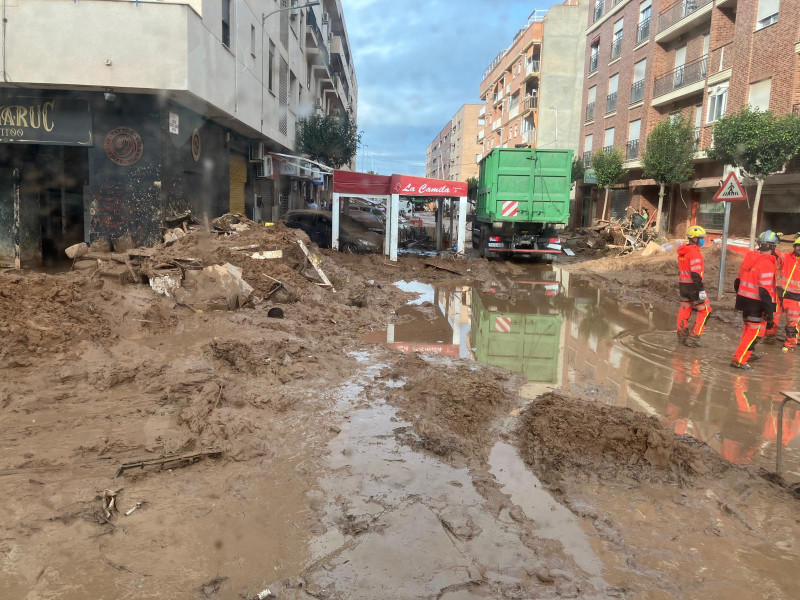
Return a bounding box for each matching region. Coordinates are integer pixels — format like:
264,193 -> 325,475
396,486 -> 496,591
677,226 -> 711,347
764,237 -> 785,344
777,236 -> 800,352
731,230 -> 779,369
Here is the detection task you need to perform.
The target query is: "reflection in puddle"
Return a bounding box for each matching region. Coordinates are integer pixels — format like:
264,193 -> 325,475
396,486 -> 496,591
489,442 -> 603,579
370,266 -> 800,476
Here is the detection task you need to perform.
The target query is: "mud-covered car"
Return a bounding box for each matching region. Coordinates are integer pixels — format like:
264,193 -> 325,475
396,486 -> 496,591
284,210 -> 383,254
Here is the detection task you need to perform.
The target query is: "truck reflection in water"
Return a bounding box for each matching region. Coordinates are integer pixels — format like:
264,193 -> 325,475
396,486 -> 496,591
369,266 -> 800,474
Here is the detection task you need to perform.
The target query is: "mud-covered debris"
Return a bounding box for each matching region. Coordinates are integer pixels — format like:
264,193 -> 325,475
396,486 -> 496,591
65,242 -> 89,259
174,263 -> 254,311
163,227 -> 187,246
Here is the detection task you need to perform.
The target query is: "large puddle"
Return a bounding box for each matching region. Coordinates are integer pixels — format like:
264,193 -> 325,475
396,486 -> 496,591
365,265 -> 800,478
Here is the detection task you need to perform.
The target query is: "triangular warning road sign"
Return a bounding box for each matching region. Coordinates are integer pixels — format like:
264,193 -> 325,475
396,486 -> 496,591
712,171 -> 747,202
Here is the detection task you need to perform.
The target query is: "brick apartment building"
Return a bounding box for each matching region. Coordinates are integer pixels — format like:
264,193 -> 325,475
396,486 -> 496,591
476,1 -> 590,161
577,0 -> 800,236
425,104 -> 484,182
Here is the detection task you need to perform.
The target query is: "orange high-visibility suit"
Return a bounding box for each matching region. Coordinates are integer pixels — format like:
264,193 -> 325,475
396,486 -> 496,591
777,252 -> 800,350
732,250 -> 777,366
677,243 -> 711,340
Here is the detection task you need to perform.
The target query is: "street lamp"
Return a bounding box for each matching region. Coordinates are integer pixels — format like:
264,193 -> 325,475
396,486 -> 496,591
549,106 -> 558,147
261,1 -> 321,134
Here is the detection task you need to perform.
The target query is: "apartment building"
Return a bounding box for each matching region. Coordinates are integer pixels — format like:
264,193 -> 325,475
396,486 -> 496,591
477,1 -> 590,162
425,104 -> 484,182
577,0 -> 799,235
0,0 -> 356,268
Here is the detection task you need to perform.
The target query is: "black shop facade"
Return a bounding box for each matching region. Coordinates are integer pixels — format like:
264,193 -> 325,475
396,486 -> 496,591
0,90 -> 258,268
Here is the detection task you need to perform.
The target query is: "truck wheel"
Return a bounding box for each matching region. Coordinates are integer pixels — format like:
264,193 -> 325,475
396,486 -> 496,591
478,229 -> 487,259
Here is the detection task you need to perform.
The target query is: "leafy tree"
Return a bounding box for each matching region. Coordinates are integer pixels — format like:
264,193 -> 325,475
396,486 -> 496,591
571,156 -> 585,188
296,112 -> 362,169
590,147 -> 625,222
466,176 -> 479,202
708,107 -> 800,249
642,115 -> 696,234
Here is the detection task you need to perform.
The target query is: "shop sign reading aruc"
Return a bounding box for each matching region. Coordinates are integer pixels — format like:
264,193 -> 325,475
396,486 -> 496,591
0,97 -> 92,146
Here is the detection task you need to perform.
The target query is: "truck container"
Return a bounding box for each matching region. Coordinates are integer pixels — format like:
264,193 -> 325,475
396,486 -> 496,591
472,148 -> 573,259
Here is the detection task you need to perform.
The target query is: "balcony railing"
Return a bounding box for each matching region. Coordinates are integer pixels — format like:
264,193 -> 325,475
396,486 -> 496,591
589,53 -> 599,73
630,79 -> 644,103
477,129 -> 485,142
523,95 -> 538,112
626,139 -> 640,160
657,0 -> 713,34
522,130 -> 535,144
525,59 -> 541,77
583,151 -> 592,167
602,145 -> 615,154
593,2 -> 603,22
653,54 -> 707,98
493,117 -> 502,130
479,105 -> 486,117
637,18 -> 650,43
509,103 -> 520,120
794,103 -> 800,115
693,126 -> 700,151
606,92 -> 618,113
585,101 -> 595,122
610,37 -> 623,60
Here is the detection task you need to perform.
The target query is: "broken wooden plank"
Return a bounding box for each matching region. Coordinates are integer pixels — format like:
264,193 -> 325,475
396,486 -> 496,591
297,240 -> 335,292
113,450 -> 222,478
424,261 -> 464,275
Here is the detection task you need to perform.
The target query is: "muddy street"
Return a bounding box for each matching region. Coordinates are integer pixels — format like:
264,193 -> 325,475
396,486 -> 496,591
2,229 -> 799,599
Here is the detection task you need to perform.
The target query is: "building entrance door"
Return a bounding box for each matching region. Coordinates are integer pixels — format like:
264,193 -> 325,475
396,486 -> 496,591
229,152 -> 247,215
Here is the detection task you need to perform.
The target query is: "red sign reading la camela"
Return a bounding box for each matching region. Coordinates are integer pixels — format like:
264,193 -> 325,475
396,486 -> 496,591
390,174 -> 468,197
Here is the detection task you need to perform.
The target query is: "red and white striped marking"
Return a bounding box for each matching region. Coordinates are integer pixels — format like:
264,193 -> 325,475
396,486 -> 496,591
501,201 -> 519,217
495,317 -> 512,333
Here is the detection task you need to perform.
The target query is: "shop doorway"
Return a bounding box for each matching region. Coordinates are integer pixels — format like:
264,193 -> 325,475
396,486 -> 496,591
0,144 -> 88,269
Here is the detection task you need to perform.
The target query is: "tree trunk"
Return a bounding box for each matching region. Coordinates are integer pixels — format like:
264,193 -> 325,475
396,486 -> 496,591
656,184 -> 665,235
601,186 -> 610,221
748,179 -> 764,250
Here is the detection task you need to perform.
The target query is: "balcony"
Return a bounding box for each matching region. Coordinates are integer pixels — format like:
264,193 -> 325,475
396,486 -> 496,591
656,0 -> 713,44
524,59 -> 541,80
652,54 -> 707,106
630,80 -> 644,104
509,102 -> 520,120
479,105 -> 486,117
606,92 -> 618,113
522,95 -> 538,114
522,130 -> 535,145
585,101 -> 595,122
493,117 -> 502,131
602,145 -> 614,154
305,9 -> 330,68
626,139 -> 640,160
583,151 -> 592,167
589,53 -> 599,74
493,90 -> 504,106
477,129 -> 485,142
610,37 -> 623,61
636,18 -> 650,44
593,2 -> 603,23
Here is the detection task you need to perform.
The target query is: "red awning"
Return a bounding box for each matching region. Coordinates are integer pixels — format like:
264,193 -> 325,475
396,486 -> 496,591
332,170 -> 392,195
390,174 -> 468,197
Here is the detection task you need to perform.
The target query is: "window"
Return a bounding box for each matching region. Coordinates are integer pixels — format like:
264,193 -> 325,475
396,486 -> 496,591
222,0 -> 231,48
594,0 -> 603,22
589,40 -> 600,73
638,1 -> 651,43
697,193 -> 726,230
756,0 -> 779,29
628,119 -> 641,141
251,25 -> 256,57
673,45 -> 686,88
627,119 -> 641,159
611,19 -> 624,60
584,133 -> 593,153
268,41 -> 275,91
707,82 -> 729,123
631,59 -> 646,102
586,85 -> 596,121
693,104 -> 702,150
749,78 -> 772,111
639,0 -> 651,23
604,127 -> 615,151
607,74 -> 619,113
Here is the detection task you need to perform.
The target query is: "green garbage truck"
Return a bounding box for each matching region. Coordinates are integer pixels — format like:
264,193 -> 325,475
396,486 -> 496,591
472,148 -> 573,259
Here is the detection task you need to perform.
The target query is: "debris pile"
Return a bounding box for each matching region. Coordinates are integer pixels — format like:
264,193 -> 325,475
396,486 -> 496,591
564,209 -> 664,256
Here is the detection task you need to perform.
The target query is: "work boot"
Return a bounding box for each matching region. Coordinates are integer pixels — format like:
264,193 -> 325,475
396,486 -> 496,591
730,361 -> 753,370
763,335 -> 777,345
684,336 -> 704,348
749,352 -> 764,362
677,327 -> 689,344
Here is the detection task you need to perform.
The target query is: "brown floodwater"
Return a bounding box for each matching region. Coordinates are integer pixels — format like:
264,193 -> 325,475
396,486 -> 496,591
367,265 -> 800,480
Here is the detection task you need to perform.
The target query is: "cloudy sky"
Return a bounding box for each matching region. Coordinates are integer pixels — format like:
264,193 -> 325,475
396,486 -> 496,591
344,0 -> 551,176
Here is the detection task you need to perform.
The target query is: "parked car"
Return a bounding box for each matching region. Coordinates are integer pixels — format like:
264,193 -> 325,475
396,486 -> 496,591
348,211 -> 386,235
284,210 -> 383,254
349,203 -> 386,221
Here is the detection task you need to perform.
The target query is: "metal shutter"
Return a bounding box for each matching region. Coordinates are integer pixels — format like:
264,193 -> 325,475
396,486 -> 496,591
229,153 -> 247,215
610,188 -> 630,221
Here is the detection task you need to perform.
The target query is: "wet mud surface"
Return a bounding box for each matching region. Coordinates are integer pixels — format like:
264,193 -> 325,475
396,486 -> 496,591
3,241 -> 800,599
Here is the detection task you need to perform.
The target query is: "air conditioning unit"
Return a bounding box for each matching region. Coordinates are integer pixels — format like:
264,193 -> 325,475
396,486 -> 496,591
322,12 -> 329,24
255,156 -> 274,179
249,141 -> 265,162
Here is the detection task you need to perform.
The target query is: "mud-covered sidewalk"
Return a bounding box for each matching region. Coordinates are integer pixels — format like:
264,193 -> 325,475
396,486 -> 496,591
1,227 -> 799,599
